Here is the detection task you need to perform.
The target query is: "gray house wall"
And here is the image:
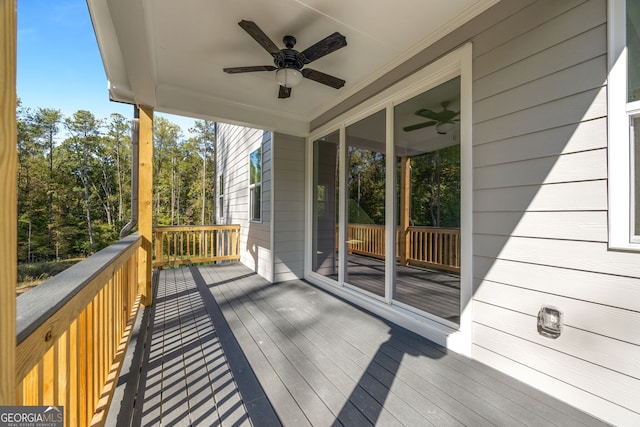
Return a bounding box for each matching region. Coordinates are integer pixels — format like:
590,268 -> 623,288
215,1 -> 639,423
272,132 -> 305,282
469,1 -> 640,424
216,125 -> 305,282
309,0 -> 639,424
216,123 -> 272,280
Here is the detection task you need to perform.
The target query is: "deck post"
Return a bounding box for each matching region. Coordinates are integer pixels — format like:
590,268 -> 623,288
0,0 -> 17,405
399,156 -> 411,266
137,105 -> 154,306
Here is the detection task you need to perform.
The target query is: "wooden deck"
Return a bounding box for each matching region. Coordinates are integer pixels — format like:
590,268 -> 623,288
345,254 -> 461,323
118,263 -> 609,426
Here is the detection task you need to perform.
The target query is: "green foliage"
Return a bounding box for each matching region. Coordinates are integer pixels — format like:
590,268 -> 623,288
17,259 -> 81,284
409,144 -> 460,227
344,142 -> 460,228
16,102 -> 216,263
348,199 -> 375,224
347,146 -> 386,225
249,147 -> 261,184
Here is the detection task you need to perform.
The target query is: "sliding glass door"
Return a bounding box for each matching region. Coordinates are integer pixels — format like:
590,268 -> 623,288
312,131 -> 340,278
393,77 -> 461,325
344,109 -> 386,297
307,45 -> 470,335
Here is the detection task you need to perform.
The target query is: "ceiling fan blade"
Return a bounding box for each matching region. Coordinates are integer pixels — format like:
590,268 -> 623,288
436,110 -> 460,122
238,20 -> 281,55
223,65 -> 276,74
300,32 -> 347,64
278,85 -> 292,98
301,68 -> 345,89
415,109 -> 440,120
403,121 -> 437,132
416,107 -> 460,122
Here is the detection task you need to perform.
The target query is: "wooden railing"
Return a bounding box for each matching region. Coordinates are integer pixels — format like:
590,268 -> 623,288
346,224 -> 460,273
15,234 -> 142,427
152,225 -> 240,268
346,223 -> 386,259
405,226 -> 460,273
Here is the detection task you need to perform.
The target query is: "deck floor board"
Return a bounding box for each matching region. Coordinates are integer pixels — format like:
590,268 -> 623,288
128,263 -> 609,426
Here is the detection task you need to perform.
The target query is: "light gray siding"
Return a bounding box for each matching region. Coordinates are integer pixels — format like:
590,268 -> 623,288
470,0 -> 639,424
309,0 -> 639,424
216,124 -> 304,283
272,132 -> 305,281
216,123 -> 272,280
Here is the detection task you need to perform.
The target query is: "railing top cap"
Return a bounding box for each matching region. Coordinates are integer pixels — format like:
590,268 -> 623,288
16,234 -> 141,344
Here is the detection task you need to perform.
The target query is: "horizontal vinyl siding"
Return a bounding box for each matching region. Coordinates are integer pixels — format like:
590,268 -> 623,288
216,123 -> 272,279
470,0 -> 640,425
305,0 -> 635,423
272,132 -> 305,282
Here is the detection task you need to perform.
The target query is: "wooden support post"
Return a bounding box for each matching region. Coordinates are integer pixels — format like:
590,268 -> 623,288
0,0 -> 17,405
399,156 -> 411,266
137,106 -> 153,306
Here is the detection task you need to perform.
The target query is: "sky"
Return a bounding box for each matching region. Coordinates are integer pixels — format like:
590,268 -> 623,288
17,0 -> 196,138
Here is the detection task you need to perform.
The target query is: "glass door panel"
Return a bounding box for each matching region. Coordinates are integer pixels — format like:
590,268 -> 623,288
312,131 -> 340,279
393,77 -> 462,324
345,110 -> 386,297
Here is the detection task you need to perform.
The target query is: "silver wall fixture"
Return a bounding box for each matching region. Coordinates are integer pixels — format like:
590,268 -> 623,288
537,306 -> 563,339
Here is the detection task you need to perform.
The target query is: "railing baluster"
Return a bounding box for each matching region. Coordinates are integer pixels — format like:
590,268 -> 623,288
343,224 -> 460,273
16,236 -> 143,426
151,225 -> 241,267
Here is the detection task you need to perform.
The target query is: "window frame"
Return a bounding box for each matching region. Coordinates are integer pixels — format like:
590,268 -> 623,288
249,146 -> 262,222
608,0 -> 640,249
305,43 -> 473,356
218,174 -> 224,222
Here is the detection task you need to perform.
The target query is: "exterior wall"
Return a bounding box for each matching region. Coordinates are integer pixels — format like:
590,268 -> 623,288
216,125 -> 305,283
309,0 -> 640,424
216,123 -> 272,280
272,132 -> 305,281
470,1 -> 639,424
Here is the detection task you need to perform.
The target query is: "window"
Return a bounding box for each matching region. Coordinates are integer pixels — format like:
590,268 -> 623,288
609,0 -> 640,249
306,43 -> 472,354
393,76 -> 461,324
249,147 -> 262,222
218,174 -> 224,221
345,109 -> 386,297
311,131 -> 339,277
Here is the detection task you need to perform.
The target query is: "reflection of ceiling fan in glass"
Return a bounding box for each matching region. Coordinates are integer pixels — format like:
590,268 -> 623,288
403,101 -> 459,134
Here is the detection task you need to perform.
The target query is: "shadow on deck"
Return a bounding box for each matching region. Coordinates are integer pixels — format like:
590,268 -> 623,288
109,263 -> 608,426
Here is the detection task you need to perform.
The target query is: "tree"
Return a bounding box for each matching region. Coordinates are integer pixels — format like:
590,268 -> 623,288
15,103 -> 211,263
410,144 -> 460,228
153,117 -> 182,225
189,120 -> 216,224
64,110 -> 103,253
34,108 -> 63,255
106,113 -> 131,224
17,100 -> 40,261
347,146 -> 386,225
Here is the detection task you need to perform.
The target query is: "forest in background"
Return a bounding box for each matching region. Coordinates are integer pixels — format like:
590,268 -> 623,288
347,144 -> 461,228
16,100 -> 216,265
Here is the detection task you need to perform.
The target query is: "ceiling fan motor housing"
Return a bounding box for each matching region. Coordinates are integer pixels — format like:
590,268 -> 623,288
274,36 -> 304,70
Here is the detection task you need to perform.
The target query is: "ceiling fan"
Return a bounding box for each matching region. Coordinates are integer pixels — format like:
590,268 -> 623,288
403,101 -> 460,134
223,20 -> 347,99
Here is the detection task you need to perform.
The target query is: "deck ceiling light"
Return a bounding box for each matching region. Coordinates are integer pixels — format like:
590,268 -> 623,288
275,68 -> 303,88
436,122 -> 454,134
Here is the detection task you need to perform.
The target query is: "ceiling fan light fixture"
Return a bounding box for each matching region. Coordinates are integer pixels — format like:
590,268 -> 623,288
275,68 -> 303,88
436,122 -> 454,134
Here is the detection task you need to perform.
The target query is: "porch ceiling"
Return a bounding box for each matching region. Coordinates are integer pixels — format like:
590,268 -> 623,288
88,0 -> 496,136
